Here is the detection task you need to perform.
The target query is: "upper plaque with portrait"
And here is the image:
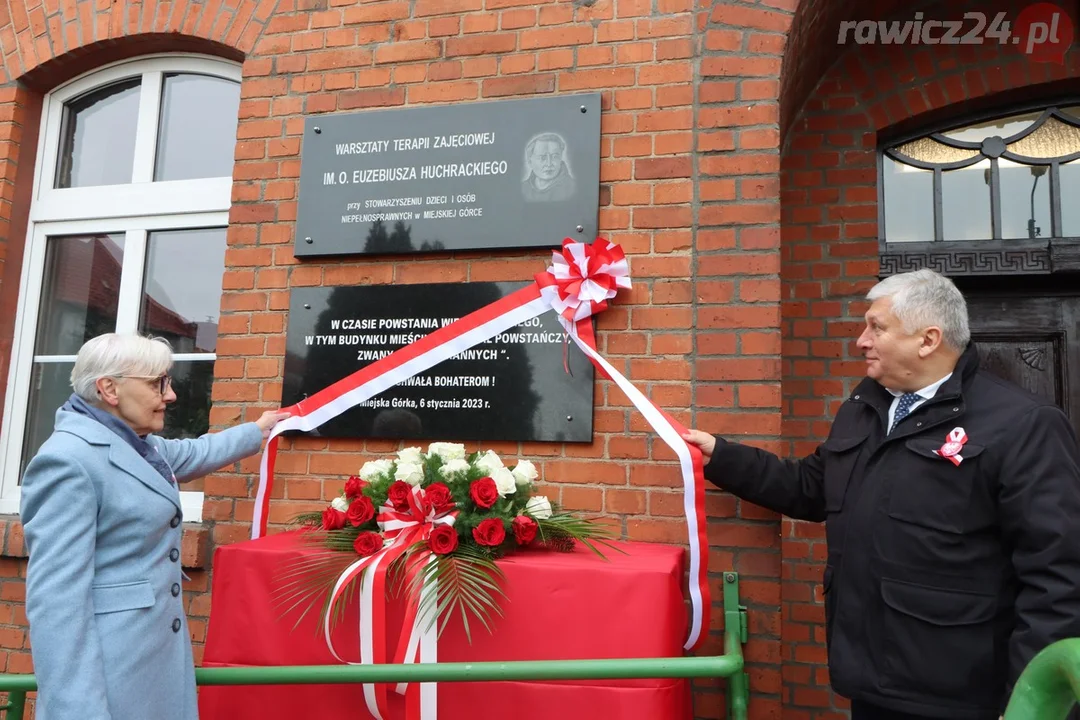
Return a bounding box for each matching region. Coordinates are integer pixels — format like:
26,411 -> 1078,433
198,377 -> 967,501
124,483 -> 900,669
292,93 -> 601,257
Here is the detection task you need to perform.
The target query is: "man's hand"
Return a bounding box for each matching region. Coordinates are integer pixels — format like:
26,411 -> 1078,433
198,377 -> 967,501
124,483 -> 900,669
255,410 -> 292,438
681,429 -> 716,464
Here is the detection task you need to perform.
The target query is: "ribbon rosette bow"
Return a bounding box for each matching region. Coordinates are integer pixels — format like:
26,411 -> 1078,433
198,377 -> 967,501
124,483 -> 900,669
536,238 -> 632,326
324,485 -> 457,720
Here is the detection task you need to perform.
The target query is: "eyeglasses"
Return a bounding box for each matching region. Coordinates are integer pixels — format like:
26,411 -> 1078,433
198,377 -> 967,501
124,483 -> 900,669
120,374 -> 173,395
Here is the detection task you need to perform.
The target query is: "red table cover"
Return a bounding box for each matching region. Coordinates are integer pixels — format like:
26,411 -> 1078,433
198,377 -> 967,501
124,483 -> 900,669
198,530 -> 692,720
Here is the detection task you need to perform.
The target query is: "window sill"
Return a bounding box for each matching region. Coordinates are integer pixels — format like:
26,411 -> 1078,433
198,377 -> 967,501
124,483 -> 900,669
0,515 -> 211,568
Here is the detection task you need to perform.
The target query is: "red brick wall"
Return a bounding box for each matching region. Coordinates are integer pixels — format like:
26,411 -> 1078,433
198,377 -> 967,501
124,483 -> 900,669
779,22 -> 1080,719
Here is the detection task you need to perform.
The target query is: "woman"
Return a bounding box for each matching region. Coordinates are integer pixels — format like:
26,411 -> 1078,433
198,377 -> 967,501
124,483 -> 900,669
20,333 -> 290,720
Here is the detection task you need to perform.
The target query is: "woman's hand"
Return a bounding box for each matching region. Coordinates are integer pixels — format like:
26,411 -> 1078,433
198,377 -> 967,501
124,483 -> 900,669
681,429 -> 716,464
255,410 -> 292,438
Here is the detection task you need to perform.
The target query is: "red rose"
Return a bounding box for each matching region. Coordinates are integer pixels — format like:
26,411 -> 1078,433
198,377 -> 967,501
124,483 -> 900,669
344,475 -> 368,498
353,531 -> 383,557
511,515 -> 538,546
425,483 -> 455,514
387,481 -> 412,511
472,518 -> 506,547
347,496 -> 375,527
321,507 -> 347,531
469,477 -> 499,509
428,525 -> 459,555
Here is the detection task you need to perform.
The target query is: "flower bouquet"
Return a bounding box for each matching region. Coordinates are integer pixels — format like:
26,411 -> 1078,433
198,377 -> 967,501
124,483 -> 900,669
276,442 -> 617,643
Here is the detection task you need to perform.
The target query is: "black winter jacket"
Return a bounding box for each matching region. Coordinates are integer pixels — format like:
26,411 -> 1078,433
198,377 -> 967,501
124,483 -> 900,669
705,344 -> 1080,718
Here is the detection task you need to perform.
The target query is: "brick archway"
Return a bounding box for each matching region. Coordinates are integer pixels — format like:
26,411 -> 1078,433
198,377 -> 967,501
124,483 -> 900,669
778,0 -> 1080,715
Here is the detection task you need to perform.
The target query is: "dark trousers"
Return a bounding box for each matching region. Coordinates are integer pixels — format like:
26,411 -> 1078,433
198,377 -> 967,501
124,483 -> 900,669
849,700 -> 938,720
851,701 -> 1001,720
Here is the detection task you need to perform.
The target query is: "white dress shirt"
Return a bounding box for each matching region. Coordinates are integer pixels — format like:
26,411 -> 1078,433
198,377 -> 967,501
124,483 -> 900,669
885,372 -> 953,433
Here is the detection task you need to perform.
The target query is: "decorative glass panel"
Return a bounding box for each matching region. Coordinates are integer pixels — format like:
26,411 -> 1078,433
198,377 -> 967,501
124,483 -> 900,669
20,361 -> 76,477
1006,117 -> 1080,159
160,359 -> 214,440
154,74 -> 241,182
882,156 -> 933,242
939,112 -> 1040,143
999,161 -> 1051,239
941,159 -> 991,240
55,78 -> 141,188
882,104 -> 1080,243
34,234 -> 125,355
139,228 -> 227,353
892,138 -> 980,164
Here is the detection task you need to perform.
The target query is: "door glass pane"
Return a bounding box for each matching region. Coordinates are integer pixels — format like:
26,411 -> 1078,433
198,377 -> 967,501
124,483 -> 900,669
942,159 -> 992,240
55,78 -> 141,188
154,74 -> 241,182
20,361 -> 75,479
999,160 -> 1051,240
161,359 -> 214,441
882,156 -> 934,242
1062,160 -> 1080,236
139,228 -> 226,353
940,112 -> 1040,143
34,234 -> 125,356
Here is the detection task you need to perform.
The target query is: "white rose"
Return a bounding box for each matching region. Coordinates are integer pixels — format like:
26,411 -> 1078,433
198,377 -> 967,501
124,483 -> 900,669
358,459 -> 393,482
427,442 -> 466,462
492,467 -> 517,497
397,447 -> 424,466
474,450 -> 504,476
395,461 -> 424,487
511,460 -> 538,487
525,495 -> 552,520
438,458 -> 470,478
331,496 -> 349,512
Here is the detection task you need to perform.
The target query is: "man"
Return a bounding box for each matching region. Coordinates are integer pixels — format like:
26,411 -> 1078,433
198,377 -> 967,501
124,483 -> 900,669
683,269 -> 1080,720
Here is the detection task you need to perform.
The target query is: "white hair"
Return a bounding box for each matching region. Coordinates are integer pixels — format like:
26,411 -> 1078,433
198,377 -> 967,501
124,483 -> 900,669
866,269 -> 970,352
70,333 -> 174,402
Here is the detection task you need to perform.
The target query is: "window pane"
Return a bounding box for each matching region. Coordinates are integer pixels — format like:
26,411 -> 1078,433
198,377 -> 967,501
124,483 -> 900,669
940,112 -> 1040,143
154,74 -> 241,182
160,359 -> 214,441
55,78 -> 140,188
999,160 -> 1051,240
34,234 -> 125,356
942,159 -> 992,240
882,156 -> 934,242
1062,160 -> 1080,236
20,361 -> 75,479
139,228 -> 226,353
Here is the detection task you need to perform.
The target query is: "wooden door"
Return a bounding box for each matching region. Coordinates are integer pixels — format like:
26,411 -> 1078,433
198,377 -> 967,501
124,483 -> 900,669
964,293 -> 1080,436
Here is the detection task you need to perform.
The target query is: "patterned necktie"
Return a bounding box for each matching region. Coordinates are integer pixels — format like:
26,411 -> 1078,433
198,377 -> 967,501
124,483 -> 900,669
890,392 -> 921,434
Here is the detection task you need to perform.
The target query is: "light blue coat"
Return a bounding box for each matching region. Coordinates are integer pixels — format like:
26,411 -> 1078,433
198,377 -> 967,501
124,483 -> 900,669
20,407 -> 264,720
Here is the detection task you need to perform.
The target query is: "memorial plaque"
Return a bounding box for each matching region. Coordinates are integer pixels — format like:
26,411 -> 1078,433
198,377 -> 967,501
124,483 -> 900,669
293,93 -> 601,257
281,282 -> 594,442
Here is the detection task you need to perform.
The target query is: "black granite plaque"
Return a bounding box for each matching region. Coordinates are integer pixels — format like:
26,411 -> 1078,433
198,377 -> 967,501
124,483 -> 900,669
281,282 -> 594,442
292,93 -> 601,258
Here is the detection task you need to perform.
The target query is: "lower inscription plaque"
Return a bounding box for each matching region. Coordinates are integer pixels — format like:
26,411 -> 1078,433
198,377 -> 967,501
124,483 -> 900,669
281,282 -> 594,443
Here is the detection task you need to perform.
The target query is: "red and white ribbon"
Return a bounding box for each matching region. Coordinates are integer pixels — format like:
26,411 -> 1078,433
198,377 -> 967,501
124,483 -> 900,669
251,238 -> 712,718
935,427 -> 968,466
322,485 -> 453,719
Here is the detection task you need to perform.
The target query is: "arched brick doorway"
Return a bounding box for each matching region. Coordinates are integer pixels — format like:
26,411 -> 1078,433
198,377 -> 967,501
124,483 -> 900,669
778,0 -> 1080,715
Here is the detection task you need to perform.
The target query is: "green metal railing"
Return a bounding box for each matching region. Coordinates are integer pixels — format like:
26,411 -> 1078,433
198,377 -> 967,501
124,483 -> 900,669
1004,638 -> 1080,720
0,573 -> 749,720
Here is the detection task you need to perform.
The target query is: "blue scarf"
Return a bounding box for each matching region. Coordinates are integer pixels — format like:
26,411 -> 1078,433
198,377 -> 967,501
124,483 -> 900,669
62,393 -> 175,486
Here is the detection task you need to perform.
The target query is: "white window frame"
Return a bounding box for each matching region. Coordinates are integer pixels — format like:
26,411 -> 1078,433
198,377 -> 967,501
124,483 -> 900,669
0,53 -> 242,519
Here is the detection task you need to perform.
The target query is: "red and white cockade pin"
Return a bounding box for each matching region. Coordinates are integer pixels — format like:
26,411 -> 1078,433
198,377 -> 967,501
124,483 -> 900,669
934,427 -> 968,466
